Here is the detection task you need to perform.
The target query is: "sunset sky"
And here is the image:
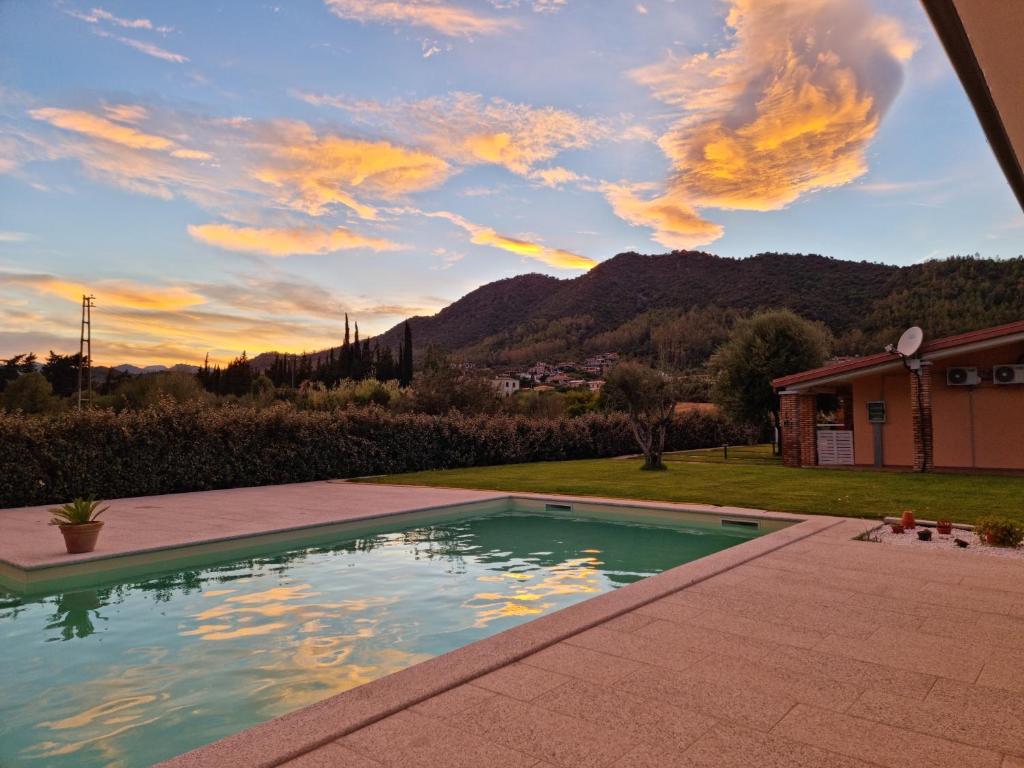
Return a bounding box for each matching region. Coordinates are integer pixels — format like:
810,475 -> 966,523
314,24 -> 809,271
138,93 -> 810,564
1,0 -> 1022,365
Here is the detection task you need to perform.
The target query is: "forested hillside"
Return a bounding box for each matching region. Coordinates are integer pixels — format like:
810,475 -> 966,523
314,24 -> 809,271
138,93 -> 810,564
330,251 -> 1024,370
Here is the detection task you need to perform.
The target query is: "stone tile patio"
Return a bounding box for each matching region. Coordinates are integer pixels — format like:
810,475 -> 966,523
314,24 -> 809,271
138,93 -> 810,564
4,482 -> 1023,767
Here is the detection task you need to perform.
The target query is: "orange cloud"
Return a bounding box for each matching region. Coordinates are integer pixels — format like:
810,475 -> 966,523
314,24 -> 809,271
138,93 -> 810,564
252,121 -> 451,219
187,223 -> 403,256
30,107 -> 210,160
29,108 -> 174,151
529,166 -> 584,187
296,91 -> 602,180
602,183 -> 722,250
616,0 -> 915,247
428,210 -> 595,270
1,271 -> 205,310
323,0 -> 515,37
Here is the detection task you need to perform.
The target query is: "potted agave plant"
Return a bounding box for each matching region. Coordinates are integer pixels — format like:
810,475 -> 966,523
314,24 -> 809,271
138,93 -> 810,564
50,498 -> 108,554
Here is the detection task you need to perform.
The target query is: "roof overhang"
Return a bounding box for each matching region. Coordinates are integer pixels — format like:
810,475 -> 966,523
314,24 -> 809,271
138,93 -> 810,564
922,0 -> 1024,211
777,328 -> 1024,392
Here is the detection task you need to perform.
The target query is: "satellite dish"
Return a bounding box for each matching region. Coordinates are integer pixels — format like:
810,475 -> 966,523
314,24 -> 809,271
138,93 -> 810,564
896,326 -> 924,357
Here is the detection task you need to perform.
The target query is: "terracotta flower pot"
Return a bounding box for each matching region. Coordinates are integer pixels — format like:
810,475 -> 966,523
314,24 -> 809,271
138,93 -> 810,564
900,511 -> 916,530
936,520 -> 953,535
59,521 -> 104,554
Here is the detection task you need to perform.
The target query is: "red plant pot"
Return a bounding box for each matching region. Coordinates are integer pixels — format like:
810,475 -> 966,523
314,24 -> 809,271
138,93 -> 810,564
936,521 -> 953,535
58,521 -> 104,554
900,511 -> 916,530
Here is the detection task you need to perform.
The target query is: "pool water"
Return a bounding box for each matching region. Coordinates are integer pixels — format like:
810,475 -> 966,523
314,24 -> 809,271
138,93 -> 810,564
0,502 -> 772,768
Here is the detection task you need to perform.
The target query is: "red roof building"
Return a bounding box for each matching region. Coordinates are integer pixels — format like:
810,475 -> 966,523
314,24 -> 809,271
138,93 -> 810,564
772,320 -> 1024,471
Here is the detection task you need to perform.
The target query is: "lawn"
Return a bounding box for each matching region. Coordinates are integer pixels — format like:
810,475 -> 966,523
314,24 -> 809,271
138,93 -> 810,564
361,445 -> 1024,526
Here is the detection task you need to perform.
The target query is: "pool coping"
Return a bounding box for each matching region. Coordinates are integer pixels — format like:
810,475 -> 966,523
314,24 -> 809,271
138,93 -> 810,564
148,488 -> 840,768
0,484 -> 800,588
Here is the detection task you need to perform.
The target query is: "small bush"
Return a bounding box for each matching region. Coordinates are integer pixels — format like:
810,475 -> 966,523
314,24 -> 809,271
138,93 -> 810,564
974,516 -> 1024,548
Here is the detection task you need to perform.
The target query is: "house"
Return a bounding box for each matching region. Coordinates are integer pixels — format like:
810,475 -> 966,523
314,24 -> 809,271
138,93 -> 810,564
586,380 -> 605,392
490,376 -> 520,398
526,362 -> 553,381
546,372 -> 572,386
773,320 -> 1024,471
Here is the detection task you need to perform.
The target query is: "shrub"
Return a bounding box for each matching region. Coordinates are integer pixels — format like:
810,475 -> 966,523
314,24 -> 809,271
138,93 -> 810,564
974,516 -> 1024,548
104,371 -> 208,410
0,402 -> 757,507
1,372 -> 58,414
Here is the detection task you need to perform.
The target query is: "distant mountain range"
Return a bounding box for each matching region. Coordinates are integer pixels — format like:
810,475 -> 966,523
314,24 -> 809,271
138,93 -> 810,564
110,363 -> 200,375
243,251 -> 1024,372
86,363 -> 200,379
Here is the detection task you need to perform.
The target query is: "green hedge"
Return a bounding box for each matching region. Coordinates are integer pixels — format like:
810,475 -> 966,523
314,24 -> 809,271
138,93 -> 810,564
0,403 -> 755,507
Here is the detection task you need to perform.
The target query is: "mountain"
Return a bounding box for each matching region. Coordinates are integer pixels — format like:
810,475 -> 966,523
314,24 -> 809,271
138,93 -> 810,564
372,251 -> 1024,365
108,363 -> 199,375
256,250 -> 1024,371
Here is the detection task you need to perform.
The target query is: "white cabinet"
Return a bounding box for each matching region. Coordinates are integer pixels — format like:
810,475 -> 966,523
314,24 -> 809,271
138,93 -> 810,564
817,430 -> 854,465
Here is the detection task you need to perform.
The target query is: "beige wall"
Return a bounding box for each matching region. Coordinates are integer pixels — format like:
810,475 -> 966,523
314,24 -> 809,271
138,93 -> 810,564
931,342 -> 1024,470
849,340 -> 1024,470
852,372 -> 913,467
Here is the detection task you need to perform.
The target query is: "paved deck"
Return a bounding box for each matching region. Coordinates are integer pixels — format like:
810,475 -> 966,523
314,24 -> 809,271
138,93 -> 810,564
5,483 -> 1023,767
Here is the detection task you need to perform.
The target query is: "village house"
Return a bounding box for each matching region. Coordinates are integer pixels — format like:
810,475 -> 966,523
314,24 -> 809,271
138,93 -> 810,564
490,375 -> 520,398
774,320 -> 1024,471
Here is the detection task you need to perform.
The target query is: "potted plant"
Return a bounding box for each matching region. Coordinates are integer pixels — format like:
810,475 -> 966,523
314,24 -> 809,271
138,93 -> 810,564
50,498 -> 108,554
889,522 -> 904,534
917,528 -> 932,542
974,516 -> 1024,548
936,520 -> 953,535
900,510 -> 916,530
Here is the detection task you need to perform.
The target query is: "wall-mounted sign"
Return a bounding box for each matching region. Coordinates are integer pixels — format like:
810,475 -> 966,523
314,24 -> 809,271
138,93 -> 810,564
867,400 -> 886,423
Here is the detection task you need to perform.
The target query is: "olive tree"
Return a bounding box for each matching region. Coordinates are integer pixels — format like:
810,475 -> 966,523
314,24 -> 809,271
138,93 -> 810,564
710,310 -> 831,447
603,362 -> 680,470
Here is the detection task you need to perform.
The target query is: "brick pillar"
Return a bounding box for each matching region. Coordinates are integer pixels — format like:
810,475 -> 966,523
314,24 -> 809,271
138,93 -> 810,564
911,361 -> 934,471
797,393 -> 817,468
779,392 -> 800,467
779,391 -> 817,467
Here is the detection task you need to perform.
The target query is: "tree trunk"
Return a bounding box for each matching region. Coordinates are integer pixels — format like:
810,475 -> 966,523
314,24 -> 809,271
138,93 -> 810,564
642,421 -> 668,470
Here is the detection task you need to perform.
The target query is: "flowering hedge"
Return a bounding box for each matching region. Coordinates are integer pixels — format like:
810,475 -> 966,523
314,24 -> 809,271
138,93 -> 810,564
0,403 -> 755,507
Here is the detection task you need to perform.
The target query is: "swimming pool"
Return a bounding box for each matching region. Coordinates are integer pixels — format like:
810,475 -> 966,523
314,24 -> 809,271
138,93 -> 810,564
0,498 -> 785,768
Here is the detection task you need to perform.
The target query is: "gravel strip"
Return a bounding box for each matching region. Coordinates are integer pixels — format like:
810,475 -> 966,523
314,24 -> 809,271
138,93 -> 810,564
873,525 -> 1024,560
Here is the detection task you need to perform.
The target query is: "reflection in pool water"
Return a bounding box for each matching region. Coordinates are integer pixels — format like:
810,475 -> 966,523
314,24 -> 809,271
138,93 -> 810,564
0,509 -> 761,768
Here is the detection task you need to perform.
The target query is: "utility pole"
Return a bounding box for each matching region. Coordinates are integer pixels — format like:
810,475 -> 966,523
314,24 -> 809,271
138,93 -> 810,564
78,294 -> 96,409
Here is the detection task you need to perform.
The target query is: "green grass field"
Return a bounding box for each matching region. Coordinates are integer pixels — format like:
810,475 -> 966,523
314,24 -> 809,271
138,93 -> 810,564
361,445 -> 1024,525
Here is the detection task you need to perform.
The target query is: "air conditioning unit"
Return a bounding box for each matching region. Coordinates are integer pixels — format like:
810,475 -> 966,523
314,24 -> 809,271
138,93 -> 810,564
946,367 -> 979,386
994,364 -> 1024,385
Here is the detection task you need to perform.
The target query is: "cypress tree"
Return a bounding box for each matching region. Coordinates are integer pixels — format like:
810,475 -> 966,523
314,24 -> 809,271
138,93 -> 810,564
400,321 -> 414,387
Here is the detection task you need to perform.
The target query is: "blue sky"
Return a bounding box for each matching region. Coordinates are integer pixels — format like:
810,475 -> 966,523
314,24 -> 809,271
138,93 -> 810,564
1,0 -> 1022,365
